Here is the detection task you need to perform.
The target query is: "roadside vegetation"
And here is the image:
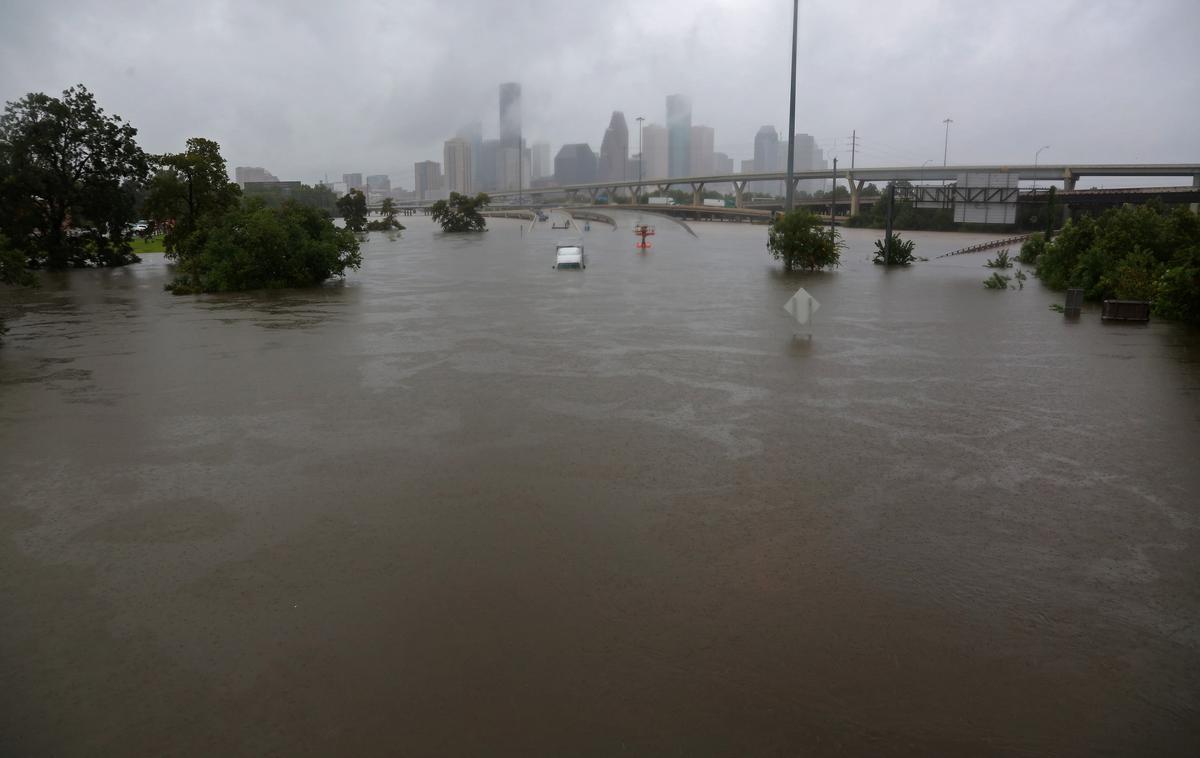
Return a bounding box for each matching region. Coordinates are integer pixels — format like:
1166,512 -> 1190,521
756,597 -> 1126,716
872,233 -> 917,265
365,198 -> 405,232
1020,202 -> 1200,323
145,138 -> 360,294
430,192 -> 490,232
767,209 -> 842,272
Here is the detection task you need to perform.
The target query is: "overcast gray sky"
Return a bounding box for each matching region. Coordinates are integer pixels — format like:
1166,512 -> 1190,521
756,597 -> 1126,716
2,0 -> 1197,189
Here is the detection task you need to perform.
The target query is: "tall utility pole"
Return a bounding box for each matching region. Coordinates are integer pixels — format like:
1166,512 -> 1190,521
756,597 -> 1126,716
518,126 -> 523,206
849,130 -> 858,171
1033,145 -> 1050,191
784,0 -> 799,211
636,116 -> 644,185
942,118 -> 953,167
830,156 -> 838,239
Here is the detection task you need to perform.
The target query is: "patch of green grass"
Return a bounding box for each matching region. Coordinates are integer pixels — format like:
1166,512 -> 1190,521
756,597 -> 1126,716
129,234 -> 166,254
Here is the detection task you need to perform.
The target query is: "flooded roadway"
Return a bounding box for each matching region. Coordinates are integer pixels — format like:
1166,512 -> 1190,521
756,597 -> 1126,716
2,214 -> 1199,756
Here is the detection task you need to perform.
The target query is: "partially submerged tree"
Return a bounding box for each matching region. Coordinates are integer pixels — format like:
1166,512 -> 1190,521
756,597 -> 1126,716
366,197 -> 405,231
0,84 -> 149,269
166,199 -> 361,294
336,189 -> 368,232
429,192 -> 490,232
766,209 -> 841,272
143,137 -> 241,253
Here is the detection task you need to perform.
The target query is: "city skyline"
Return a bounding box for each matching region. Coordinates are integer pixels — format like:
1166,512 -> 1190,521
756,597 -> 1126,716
7,0 -> 1194,187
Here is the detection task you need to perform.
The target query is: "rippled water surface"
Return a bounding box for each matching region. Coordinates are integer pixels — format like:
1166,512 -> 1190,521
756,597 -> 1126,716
3,213 -> 1199,756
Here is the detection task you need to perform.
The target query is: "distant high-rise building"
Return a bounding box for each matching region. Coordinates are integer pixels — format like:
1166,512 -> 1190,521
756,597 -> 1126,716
641,123 -> 668,180
740,159 -> 756,174
365,174 -> 391,193
478,139 -> 499,191
443,138 -> 472,194
498,146 -> 523,191
754,126 -> 781,196
235,166 -> 278,187
343,173 -> 364,192
413,161 -> 442,201
457,121 -> 483,192
499,82 -> 521,150
666,94 -> 692,178
711,151 -> 735,193
689,125 -> 715,176
530,142 -> 552,180
553,143 -> 597,186
599,111 -> 629,183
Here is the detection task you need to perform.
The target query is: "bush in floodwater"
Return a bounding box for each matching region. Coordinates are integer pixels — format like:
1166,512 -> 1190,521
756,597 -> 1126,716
983,272 -> 1011,289
1017,233 -> 1045,264
872,234 -> 917,265
985,249 -> 1013,268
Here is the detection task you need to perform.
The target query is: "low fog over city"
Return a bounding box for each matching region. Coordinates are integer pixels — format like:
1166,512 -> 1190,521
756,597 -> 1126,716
2,0 -> 1197,192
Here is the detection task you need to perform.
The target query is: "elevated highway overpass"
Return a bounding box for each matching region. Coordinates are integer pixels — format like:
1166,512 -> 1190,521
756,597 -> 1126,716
483,163 -> 1200,214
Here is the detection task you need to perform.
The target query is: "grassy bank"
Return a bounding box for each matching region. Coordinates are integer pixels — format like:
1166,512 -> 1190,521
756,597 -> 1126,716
129,235 -> 165,254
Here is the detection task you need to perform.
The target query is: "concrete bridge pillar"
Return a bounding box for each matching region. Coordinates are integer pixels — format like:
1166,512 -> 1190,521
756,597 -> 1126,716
1192,174 -> 1199,214
691,182 -> 705,207
630,185 -> 642,204
849,179 -> 865,217
1063,169 -> 1077,192
733,181 -> 746,209
587,188 -> 599,204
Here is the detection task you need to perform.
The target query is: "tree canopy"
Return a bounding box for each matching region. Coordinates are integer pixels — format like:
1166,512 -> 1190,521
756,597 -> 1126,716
143,137 -> 241,252
1033,202 -> 1200,322
429,192 -> 489,232
166,199 -> 362,294
0,84 -> 149,269
336,189 -> 368,232
365,197 -> 405,231
767,209 -> 842,272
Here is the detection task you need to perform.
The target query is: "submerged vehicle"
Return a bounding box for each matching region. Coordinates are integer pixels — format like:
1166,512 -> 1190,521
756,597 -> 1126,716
553,244 -> 585,270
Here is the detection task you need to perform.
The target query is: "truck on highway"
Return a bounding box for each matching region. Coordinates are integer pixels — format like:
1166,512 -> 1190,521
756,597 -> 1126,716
648,197 -> 675,206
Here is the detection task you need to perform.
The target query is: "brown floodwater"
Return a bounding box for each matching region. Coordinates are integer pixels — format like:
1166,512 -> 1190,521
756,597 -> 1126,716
2,213 -> 1199,756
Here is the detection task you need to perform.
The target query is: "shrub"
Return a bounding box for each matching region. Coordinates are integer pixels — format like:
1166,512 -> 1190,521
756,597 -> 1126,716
984,249 -> 1012,268
872,234 -> 917,265
983,272 -> 1011,289
767,209 -> 841,272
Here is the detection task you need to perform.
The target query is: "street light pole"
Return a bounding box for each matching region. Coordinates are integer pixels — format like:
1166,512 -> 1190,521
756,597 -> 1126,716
1033,145 -> 1050,191
784,0 -> 799,211
636,116 -> 644,204
942,117 -> 953,167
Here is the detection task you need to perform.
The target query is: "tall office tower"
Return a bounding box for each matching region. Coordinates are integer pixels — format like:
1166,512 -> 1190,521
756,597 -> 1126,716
413,161 -> 442,201
689,125 -> 715,176
498,146 -> 523,191
641,123 -> 669,180
754,126 -> 781,196
740,159 -> 756,174
342,173 -> 364,192
443,138 -> 472,194
666,94 -> 692,178
478,139 -> 499,190
710,151 -> 735,193
599,111 -> 629,182
553,144 -> 597,186
365,175 -> 391,192
235,166 -> 278,187
456,121 -> 483,192
530,142 -> 552,180
499,82 -> 522,189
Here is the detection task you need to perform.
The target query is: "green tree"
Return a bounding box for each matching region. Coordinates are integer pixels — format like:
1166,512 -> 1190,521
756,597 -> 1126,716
1033,202 -> 1200,323
336,189 -> 368,232
767,209 -> 841,272
429,192 -> 490,232
366,197 -> 405,231
166,199 -> 362,294
0,84 -> 149,269
144,137 -> 241,253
